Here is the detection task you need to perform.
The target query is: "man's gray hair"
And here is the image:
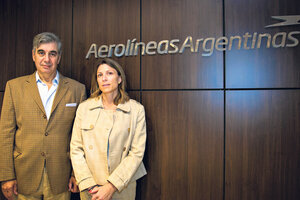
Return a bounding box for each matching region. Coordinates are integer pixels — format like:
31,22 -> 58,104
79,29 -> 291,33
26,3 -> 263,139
32,32 -> 62,55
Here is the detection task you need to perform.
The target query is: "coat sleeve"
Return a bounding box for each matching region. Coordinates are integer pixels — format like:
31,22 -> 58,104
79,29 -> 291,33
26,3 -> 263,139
107,105 -> 147,191
0,81 -> 17,181
70,103 -> 97,191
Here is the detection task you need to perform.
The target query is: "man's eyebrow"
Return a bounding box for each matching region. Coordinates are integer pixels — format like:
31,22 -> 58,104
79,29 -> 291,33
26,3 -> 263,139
36,49 -> 58,54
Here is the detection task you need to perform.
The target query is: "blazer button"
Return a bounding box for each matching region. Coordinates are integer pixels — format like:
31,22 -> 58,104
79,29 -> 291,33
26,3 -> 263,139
89,145 -> 93,150
90,124 -> 94,129
123,147 -> 126,151
128,128 -> 130,133
45,132 -> 49,136
43,114 -> 47,119
41,152 -> 45,157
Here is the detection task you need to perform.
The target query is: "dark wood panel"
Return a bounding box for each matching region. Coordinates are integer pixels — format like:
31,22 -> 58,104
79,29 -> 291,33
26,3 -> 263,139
127,91 -> 141,103
139,91 -> 224,200
142,0 -> 223,89
72,0 -> 140,91
225,0 -> 300,88
0,0 -> 17,91
226,90 -> 300,200
15,0 -> 73,78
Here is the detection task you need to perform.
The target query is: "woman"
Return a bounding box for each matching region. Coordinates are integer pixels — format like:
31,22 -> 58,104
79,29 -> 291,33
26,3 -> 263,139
70,58 -> 147,200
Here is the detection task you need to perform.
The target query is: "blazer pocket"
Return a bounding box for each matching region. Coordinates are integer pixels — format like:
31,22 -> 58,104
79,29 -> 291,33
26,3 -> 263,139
63,106 -> 77,121
65,106 -> 77,113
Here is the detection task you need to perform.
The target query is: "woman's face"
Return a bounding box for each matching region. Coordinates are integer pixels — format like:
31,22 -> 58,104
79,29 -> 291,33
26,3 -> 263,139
97,63 -> 121,95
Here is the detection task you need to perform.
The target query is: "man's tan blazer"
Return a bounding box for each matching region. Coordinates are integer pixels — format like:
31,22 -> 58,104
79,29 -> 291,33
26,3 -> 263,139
0,72 -> 86,195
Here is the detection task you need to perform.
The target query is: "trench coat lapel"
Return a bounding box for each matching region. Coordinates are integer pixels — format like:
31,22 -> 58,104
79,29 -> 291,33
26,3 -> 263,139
51,73 -> 69,116
26,72 -> 46,115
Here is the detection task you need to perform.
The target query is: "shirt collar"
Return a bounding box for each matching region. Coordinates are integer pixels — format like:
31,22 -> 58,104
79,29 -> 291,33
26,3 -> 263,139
36,71 -> 59,85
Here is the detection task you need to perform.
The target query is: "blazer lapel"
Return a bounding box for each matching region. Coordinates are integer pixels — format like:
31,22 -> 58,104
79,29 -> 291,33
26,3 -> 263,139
50,73 -> 69,116
26,72 -> 46,115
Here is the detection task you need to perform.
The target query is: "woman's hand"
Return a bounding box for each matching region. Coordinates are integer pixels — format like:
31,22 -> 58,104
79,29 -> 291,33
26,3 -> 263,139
90,182 -> 117,200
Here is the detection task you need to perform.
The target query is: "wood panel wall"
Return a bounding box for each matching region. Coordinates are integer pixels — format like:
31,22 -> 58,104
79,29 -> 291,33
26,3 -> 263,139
0,0 -> 16,91
225,0 -> 300,88
142,0 -> 223,89
139,91 -> 224,199
226,91 -> 300,199
0,0 -> 300,200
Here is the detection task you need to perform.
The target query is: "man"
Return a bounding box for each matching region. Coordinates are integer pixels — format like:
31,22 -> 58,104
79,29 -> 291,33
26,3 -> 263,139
0,32 -> 86,200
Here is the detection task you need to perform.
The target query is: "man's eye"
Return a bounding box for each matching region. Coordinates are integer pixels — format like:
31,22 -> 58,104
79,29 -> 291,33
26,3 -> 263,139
38,51 -> 45,56
50,52 -> 57,57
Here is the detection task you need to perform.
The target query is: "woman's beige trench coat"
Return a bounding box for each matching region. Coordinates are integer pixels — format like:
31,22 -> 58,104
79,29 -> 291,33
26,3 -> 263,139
70,97 -> 147,199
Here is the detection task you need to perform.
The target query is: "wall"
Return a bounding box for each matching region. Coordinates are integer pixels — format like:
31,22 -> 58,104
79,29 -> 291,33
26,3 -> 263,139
0,0 -> 300,199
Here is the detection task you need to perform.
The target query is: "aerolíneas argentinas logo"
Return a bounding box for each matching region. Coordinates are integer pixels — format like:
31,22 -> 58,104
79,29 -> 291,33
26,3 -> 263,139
265,15 -> 300,28
86,15 -> 300,59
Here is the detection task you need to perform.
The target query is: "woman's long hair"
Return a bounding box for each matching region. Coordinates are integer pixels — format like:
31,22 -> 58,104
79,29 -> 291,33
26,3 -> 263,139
90,58 -> 130,105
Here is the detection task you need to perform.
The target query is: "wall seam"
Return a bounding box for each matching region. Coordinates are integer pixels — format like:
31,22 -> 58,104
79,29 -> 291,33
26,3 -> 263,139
223,0 -> 226,199
140,0 -> 143,103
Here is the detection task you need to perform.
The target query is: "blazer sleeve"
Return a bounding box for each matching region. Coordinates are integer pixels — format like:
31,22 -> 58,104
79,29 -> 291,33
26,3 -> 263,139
70,103 -> 97,191
70,83 -> 86,178
79,85 -> 87,103
0,81 -> 17,181
107,105 -> 147,191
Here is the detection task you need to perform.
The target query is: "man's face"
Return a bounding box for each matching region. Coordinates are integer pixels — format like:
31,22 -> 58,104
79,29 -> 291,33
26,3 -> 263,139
32,42 -> 61,77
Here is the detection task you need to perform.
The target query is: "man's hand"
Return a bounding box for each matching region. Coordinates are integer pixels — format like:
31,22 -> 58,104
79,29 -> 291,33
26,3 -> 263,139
1,180 -> 18,200
68,176 -> 79,193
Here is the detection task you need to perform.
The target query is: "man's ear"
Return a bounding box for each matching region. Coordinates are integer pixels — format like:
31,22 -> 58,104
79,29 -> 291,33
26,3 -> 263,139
32,50 -> 36,62
57,54 -> 61,64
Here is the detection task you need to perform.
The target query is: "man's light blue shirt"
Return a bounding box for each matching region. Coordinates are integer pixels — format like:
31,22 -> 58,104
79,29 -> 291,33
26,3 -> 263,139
36,71 -> 59,120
